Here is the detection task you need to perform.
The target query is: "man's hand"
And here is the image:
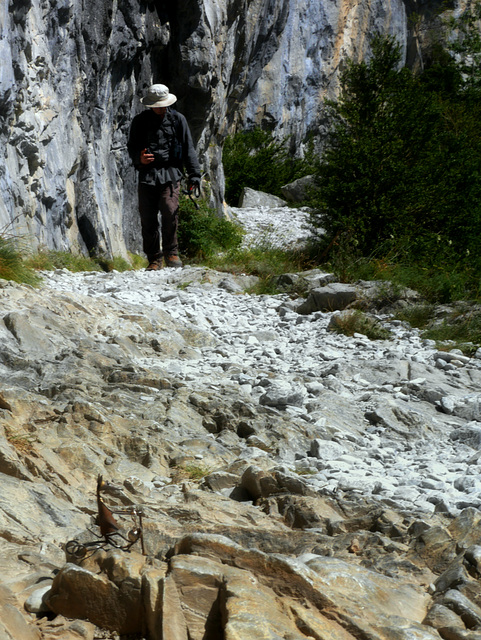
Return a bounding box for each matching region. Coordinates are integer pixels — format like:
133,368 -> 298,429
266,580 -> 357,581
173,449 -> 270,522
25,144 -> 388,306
140,149 -> 154,165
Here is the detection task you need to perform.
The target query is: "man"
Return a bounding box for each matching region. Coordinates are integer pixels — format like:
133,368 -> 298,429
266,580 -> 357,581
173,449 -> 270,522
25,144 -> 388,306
128,84 -> 201,270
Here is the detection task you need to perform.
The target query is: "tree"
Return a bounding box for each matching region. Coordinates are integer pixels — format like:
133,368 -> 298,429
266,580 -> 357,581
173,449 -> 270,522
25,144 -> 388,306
446,1 -> 481,96
309,31 -> 481,271
223,129 -> 314,205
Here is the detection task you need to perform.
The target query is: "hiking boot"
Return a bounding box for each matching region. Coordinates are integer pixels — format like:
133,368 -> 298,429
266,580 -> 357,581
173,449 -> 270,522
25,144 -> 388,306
165,255 -> 183,268
146,261 -> 162,271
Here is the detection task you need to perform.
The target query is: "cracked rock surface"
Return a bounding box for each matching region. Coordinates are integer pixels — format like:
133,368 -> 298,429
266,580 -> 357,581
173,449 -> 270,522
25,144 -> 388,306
1,255 -> 481,638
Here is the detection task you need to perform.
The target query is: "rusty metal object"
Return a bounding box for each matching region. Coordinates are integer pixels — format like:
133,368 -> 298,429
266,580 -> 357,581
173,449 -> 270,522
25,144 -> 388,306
66,475 -> 146,560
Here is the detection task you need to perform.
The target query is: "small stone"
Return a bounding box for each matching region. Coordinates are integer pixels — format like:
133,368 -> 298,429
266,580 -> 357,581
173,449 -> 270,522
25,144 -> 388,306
24,584 -> 52,614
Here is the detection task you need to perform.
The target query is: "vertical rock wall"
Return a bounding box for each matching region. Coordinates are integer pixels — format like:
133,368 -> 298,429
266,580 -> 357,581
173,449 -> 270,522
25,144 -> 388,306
0,0 -> 410,257
1,0 -> 168,256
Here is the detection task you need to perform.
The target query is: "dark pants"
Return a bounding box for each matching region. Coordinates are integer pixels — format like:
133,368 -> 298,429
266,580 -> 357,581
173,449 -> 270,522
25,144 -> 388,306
138,181 -> 180,263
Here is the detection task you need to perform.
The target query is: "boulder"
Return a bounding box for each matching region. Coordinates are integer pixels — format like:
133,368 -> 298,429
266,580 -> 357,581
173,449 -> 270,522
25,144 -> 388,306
440,590 -> 481,628
171,534 -> 432,639
423,603 -> 465,630
46,556 -> 143,634
296,283 -> 359,314
281,175 -> 317,202
239,187 -> 287,208
240,465 -> 278,500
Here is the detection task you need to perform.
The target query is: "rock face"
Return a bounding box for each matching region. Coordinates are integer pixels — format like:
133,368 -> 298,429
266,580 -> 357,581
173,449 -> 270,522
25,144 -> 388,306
1,0 -> 426,257
1,0 -> 167,257
45,536 -> 435,640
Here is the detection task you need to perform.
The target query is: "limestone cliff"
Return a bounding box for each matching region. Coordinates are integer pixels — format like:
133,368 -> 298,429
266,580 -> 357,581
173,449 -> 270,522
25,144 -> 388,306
0,0 -> 437,257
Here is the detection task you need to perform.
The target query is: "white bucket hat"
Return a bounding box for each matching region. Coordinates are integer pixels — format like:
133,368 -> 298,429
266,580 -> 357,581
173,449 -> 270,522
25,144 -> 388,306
141,84 -> 177,108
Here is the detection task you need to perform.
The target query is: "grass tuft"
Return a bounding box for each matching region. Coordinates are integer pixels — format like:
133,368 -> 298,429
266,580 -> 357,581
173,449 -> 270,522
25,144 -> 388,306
423,307 -> 481,355
25,249 -> 146,273
329,310 -> 392,340
395,304 -> 436,329
25,250 -> 102,272
0,236 -> 42,286
206,245 -> 312,279
128,252 -> 148,270
170,463 -> 212,484
183,464 -> 212,481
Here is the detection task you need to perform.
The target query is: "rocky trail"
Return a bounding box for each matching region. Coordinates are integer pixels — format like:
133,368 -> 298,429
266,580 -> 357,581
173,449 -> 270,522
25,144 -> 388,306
1,205 -> 481,639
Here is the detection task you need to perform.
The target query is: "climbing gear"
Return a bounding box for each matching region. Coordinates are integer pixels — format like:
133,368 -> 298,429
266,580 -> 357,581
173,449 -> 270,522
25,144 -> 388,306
188,178 -> 201,198
182,177 -> 201,209
65,475 -> 145,560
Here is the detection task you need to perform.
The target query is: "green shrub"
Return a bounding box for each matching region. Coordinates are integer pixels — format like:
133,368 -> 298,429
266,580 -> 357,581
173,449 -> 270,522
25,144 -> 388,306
178,193 -> 243,259
309,31 -> 481,294
223,129 -> 315,205
0,236 -> 41,286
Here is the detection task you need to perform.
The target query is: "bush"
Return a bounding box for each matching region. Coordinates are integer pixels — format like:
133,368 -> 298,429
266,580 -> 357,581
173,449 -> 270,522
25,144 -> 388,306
178,193 -> 243,259
309,30 -> 481,299
223,129 -> 315,205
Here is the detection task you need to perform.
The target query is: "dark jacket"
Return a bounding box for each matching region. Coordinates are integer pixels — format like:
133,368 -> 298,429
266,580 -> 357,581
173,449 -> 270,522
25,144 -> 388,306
127,108 -> 201,186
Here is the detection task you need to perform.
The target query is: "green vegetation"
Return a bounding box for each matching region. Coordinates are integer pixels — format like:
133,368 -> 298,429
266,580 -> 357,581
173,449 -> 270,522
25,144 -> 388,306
223,128 -> 315,205
25,249 -> 138,273
170,463 -> 212,483
396,304 -> 481,355
183,464 -> 212,481
395,304 -> 436,329
206,244 -> 309,278
128,252 -> 148,270
26,250 -> 100,272
0,236 -> 41,286
0,236 -> 147,286
329,310 -> 392,340
320,252 -> 478,305
294,467 -> 317,476
308,20 -> 481,303
178,192 -> 244,259
424,309 -> 481,355
204,243 -> 314,297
